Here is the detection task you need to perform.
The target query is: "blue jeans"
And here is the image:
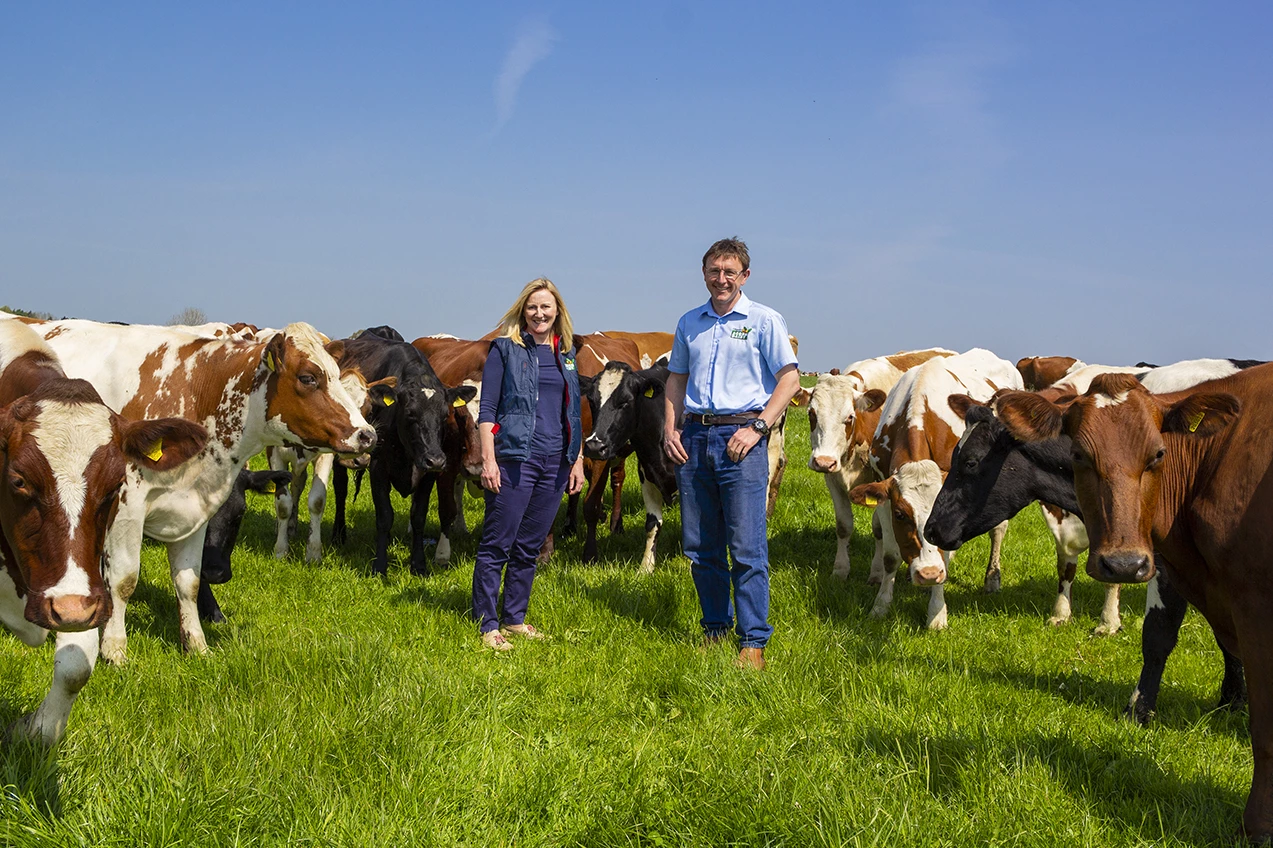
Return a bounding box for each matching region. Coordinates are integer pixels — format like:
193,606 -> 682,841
676,422 -> 773,648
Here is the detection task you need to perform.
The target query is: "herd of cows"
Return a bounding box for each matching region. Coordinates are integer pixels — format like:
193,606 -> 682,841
3,311 -> 1273,839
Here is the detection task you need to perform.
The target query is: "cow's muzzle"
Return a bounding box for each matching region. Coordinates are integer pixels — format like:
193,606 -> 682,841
809,455 -> 839,473
29,592 -> 111,632
1088,551 -> 1155,584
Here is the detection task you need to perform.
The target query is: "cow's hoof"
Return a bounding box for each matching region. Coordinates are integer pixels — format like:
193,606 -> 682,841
180,632 -> 209,655
982,573 -> 1002,594
100,637 -> 128,666
305,544 -> 322,563
831,566 -> 851,580
868,606 -> 889,620
1092,623 -> 1121,637
273,545 -> 288,560
1046,614 -> 1070,627
205,608 -> 226,625
637,561 -> 655,575
866,573 -> 883,586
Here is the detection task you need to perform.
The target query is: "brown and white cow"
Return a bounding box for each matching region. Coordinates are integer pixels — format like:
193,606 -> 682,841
792,348 -> 954,578
993,367 -> 1273,840
1015,355 -> 1083,390
0,317 -> 208,743
847,349 -> 1021,629
33,318 -> 375,663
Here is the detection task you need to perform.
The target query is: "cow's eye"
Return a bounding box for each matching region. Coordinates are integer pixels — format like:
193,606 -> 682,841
1147,447 -> 1166,471
298,374 -> 318,387
10,474 -> 29,496
963,456 -> 978,473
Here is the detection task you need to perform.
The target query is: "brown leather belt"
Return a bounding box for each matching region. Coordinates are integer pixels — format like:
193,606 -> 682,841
684,411 -> 762,426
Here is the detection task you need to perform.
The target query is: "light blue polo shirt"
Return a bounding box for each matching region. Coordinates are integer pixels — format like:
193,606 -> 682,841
668,292 -> 798,415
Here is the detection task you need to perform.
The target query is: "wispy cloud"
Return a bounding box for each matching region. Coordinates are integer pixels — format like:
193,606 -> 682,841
493,19 -> 558,133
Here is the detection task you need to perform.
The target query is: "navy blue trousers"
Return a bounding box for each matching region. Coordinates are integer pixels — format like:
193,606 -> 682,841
472,451 -> 569,634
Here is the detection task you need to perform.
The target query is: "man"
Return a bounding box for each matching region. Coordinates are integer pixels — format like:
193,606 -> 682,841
663,237 -> 801,670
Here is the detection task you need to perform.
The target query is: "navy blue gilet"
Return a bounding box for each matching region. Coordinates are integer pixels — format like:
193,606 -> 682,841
488,334 -> 582,464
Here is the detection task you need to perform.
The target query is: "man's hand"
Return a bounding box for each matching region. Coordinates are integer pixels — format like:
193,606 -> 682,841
726,425 -> 763,463
664,428 -> 689,465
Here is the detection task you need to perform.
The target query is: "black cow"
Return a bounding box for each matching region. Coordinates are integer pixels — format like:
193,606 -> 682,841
329,330 -> 476,576
925,398 -> 1246,724
199,468 -> 295,623
579,363 -> 677,572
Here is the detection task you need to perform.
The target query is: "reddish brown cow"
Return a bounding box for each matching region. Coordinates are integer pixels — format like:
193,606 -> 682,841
595,331 -> 674,369
1015,355 -> 1082,390
995,368 -> 1273,839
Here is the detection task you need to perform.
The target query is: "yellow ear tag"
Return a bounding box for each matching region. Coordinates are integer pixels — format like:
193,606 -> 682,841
263,482 -> 276,494
383,396 -> 395,406
452,397 -> 467,408
145,439 -> 164,462
1187,410 -> 1204,433
862,495 -> 879,507
643,387 -> 655,398
264,352 -> 276,372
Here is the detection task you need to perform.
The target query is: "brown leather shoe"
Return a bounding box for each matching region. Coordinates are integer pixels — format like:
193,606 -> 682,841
736,647 -> 766,670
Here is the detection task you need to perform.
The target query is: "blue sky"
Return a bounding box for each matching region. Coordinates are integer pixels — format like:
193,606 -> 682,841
2,2 -> 1270,370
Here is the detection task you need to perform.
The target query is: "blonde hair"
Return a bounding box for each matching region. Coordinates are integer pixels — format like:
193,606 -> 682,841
498,278 -> 574,351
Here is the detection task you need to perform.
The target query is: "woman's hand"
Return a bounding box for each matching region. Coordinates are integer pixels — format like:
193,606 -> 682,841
567,456 -> 586,495
481,458 -> 501,494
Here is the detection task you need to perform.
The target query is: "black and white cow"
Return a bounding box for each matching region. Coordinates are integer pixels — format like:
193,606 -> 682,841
580,362 -> 677,573
198,467 -> 295,623
328,331 -> 476,576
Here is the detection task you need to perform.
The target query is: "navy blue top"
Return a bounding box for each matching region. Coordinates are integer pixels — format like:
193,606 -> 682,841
479,342 -> 566,457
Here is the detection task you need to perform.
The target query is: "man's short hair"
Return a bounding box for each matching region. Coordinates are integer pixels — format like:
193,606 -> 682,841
702,237 -> 750,272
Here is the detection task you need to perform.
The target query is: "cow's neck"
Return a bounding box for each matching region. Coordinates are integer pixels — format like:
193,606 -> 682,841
1018,435 -> 1080,515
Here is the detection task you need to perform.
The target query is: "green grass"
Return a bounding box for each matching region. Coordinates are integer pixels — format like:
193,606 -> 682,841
0,385 -> 1254,846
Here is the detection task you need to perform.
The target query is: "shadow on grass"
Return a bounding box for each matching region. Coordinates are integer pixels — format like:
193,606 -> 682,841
392,581 -> 473,618
0,732 -> 62,818
854,726 -> 1245,844
555,572 -> 684,633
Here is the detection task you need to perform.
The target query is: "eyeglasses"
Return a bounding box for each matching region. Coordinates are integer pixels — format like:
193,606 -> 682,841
704,267 -> 745,281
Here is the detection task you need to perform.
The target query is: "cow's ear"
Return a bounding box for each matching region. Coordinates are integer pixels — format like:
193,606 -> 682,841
857,389 -> 886,413
448,385 -> 478,408
1162,393 -> 1241,437
994,391 -> 1063,442
0,404 -> 12,455
120,417 -> 209,472
244,469 -> 292,495
324,340 -> 345,363
577,374 -> 596,395
790,387 -> 811,407
637,374 -> 665,400
369,383 -> 397,408
947,394 -> 982,422
849,479 -> 891,507
263,333 -> 287,373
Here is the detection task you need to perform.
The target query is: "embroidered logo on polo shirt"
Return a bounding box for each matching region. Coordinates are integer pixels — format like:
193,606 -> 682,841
564,357 -> 576,371
730,327 -> 753,340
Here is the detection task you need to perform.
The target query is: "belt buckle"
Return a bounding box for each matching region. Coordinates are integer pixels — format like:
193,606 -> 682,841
701,412 -> 716,425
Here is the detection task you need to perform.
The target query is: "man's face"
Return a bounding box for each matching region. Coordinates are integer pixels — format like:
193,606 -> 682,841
703,254 -> 749,313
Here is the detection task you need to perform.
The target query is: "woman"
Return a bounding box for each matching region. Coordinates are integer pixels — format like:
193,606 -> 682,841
473,278 -> 585,650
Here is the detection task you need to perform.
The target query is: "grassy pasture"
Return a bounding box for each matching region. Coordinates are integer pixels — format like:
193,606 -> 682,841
0,383 -> 1254,847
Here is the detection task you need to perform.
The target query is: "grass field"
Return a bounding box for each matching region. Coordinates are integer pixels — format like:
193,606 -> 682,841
0,384 -> 1254,847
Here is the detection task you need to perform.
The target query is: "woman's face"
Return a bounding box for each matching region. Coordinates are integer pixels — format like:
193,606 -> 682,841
523,290 -> 558,339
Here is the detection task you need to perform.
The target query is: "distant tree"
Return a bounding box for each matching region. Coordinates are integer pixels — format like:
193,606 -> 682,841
168,307 -> 209,326
1,305 -> 56,320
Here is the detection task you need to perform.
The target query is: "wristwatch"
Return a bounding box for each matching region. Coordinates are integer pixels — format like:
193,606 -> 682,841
749,417 -> 770,436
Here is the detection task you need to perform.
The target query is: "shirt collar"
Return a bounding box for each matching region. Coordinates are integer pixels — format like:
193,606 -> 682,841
698,291 -> 752,320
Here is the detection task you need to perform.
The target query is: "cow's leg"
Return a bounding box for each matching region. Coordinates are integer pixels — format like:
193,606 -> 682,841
306,454 -> 334,563
981,520 -> 1008,594
0,564 -> 49,647
332,464 -> 350,546
1048,545 -> 1078,626
1237,620 -> 1273,841
12,629 -> 98,746
289,458 -> 308,540
765,414 -> 787,517
638,479 -> 665,574
409,476 -> 435,576
198,580 -> 226,624
868,505 -> 886,586
926,584 -> 949,631
826,473 -> 855,579
1218,638 -> 1249,713
581,459 -> 609,563
167,526 -> 210,654
100,498 -> 146,665
371,467 -> 394,576
1127,570 -> 1187,724
609,460 -> 626,534
451,477 -> 470,537
869,504 -> 900,618
1094,583 -> 1123,636
435,468 -> 459,567
562,492 -> 580,537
